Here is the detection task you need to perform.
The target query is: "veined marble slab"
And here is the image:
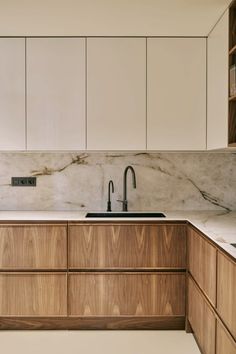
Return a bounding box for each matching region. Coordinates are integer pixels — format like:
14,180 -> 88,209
0,210 -> 235,260
0,152 -> 235,211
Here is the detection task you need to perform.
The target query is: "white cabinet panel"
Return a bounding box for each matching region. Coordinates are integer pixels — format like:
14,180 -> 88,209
87,38 -> 146,150
147,38 -> 206,150
0,38 -> 25,150
207,11 -> 229,150
27,38 -> 86,150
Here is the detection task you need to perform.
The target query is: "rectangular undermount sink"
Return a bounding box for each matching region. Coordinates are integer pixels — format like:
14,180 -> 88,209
86,212 -> 166,218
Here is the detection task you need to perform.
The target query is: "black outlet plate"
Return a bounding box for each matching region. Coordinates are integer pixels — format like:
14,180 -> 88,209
11,177 -> 37,187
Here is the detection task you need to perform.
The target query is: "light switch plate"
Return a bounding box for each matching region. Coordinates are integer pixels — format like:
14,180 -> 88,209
11,177 -> 37,187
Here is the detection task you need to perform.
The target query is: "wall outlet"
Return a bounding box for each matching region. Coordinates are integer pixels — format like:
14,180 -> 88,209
11,177 -> 37,187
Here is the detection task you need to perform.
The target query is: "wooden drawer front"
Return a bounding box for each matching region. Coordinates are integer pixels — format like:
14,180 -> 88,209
0,273 -> 67,316
0,225 -> 67,269
188,227 -> 216,305
188,277 -> 216,354
69,273 -> 185,316
217,252 -> 236,340
69,225 -> 186,269
217,321 -> 236,354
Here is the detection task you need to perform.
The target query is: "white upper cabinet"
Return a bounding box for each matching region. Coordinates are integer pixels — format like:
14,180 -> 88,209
147,38 -> 206,150
0,36 -> 210,152
0,38 -> 25,150
27,38 -> 86,150
87,38 -> 146,150
207,11 -> 229,150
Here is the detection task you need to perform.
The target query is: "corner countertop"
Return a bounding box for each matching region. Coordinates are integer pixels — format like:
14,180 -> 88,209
0,210 -> 235,260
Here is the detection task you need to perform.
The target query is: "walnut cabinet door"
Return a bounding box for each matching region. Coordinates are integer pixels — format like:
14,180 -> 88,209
0,273 -> 67,316
69,224 -> 186,269
68,273 -> 185,317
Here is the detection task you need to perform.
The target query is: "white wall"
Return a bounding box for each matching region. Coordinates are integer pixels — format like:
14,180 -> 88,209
0,0 -> 231,36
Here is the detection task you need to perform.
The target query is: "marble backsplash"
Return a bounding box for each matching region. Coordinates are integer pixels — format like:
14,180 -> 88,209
0,152 -> 235,211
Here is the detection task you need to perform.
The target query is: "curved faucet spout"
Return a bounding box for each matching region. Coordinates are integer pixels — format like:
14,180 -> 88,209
124,166 -> 136,197
108,180 -> 114,200
107,180 -> 114,212
121,165 -> 137,211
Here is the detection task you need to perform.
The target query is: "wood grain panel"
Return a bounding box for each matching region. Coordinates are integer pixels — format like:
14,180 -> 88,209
228,6 -> 236,146
0,273 -> 67,316
69,273 -> 185,316
217,252 -> 236,340
69,225 -> 186,269
229,4 -> 236,50
188,276 -> 216,354
229,101 -> 236,145
0,316 -> 185,330
188,227 -> 217,305
217,320 -> 236,354
0,225 -> 67,269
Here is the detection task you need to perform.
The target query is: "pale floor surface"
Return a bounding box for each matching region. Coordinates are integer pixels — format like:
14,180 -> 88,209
0,330 -> 201,354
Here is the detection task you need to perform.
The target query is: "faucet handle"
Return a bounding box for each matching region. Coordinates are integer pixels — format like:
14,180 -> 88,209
117,199 -> 126,204
117,199 -> 128,212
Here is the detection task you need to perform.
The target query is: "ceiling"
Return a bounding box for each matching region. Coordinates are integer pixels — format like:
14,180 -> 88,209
0,0 -> 232,37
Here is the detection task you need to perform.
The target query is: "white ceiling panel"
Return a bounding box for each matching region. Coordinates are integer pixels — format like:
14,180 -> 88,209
0,0 -> 232,36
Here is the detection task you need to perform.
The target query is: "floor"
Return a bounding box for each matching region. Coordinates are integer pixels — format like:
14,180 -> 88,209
0,331 -> 201,354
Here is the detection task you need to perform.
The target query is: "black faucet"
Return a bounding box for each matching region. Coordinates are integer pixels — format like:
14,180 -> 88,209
117,166 -> 136,211
107,180 -> 114,212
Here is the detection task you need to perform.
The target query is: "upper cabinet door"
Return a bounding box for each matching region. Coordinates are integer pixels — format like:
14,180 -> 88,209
0,38 -> 25,150
207,11 -> 229,150
27,38 -> 86,150
87,38 -> 146,150
147,38 -> 206,150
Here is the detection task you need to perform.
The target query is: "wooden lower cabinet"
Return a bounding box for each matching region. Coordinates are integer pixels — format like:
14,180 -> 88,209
188,276 -> 216,354
0,224 -> 67,270
0,219 -> 235,340
68,272 -> 185,317
188,227 -> 217,306
188,233 -> 236,354
216,320 -> 236,354
0,222 -> 187,330
0,273 -> 67,316
69,224 -> 186,269
217,252 -> 236,341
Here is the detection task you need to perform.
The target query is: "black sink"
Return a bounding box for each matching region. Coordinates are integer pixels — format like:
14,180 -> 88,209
86,212 -> 166,218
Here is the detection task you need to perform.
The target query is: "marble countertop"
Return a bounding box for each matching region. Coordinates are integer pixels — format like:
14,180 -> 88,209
0,210 -> 235,260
